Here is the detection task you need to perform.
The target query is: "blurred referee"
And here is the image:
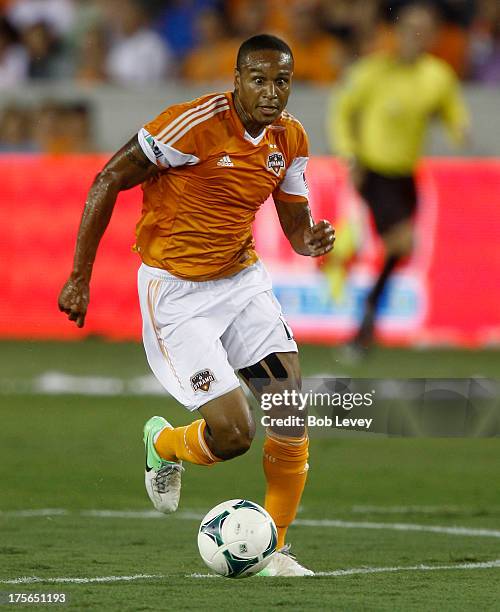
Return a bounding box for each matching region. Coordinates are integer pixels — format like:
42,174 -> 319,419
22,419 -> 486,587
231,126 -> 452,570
330,0 -> 468,352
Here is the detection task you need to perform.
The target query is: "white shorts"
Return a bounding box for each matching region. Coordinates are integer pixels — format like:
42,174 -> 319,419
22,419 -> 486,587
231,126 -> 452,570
138,260 -> 298,411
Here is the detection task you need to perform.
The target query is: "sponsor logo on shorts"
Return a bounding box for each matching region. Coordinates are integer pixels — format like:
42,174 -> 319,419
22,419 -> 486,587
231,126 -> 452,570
190,369 -> 216,392
267,152 -> 285,176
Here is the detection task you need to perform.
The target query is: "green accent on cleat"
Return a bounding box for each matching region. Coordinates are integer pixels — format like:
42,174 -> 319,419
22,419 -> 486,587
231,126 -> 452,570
143,416 -> 175,471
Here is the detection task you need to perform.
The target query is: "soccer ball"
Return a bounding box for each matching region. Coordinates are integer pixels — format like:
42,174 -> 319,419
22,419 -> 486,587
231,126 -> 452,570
197,499 -> 277,578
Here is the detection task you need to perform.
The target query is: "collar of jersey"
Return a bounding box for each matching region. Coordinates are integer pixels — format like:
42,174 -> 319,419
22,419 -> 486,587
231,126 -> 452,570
226,91 -> 269,147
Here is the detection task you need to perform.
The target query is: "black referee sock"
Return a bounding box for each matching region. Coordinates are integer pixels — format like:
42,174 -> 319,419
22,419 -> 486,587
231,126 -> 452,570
354,254 -> 400,346
367,254 -> 400,309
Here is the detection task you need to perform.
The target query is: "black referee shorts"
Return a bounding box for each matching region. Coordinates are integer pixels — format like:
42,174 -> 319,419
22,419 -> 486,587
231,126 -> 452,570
359,168 -> 417,236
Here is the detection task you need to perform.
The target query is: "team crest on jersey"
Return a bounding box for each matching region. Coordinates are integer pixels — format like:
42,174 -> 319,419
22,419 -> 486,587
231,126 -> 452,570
190,369 -> 216,392
267,151 -> 285,176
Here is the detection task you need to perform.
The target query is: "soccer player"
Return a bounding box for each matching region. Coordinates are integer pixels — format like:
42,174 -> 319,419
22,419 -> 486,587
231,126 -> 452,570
330,1 -> 468,352
58,34 -> 335,576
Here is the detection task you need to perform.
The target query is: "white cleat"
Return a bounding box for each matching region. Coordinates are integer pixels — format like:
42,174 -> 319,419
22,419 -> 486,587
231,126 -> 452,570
145,461 -> 184,514
259,544 -> 314,577
144,415 -> 184,514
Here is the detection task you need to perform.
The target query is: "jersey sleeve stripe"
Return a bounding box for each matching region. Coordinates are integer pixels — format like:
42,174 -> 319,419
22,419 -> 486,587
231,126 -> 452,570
159,99 -> 229,145
155,94 -> 227,141
165,104 -> 230,146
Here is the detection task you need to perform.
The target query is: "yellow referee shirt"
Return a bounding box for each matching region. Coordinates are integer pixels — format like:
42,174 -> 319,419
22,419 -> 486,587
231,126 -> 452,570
330,53 -> 468,175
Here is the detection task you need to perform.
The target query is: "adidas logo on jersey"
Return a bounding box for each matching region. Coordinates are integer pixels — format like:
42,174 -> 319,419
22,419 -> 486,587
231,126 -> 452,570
217,155 -> 234,167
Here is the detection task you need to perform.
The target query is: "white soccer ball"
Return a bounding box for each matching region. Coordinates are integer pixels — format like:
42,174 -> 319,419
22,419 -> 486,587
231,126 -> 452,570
197,499 -> 277,578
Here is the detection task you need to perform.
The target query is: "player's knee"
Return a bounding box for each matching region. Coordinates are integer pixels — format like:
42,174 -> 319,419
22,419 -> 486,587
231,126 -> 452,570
199,388 -> 255,460
402,234 -> 414,257
396,231 -> 413,257
212,422 -> 255,460
222,436 -> 252,460
384,223 -> 414,257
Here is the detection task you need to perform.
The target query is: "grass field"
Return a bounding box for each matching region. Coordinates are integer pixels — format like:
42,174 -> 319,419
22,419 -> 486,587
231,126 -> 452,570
1,341 -> 500,610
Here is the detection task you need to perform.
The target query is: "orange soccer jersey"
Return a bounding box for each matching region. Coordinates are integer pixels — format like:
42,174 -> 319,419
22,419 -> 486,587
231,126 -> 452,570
136,91 -> 309,280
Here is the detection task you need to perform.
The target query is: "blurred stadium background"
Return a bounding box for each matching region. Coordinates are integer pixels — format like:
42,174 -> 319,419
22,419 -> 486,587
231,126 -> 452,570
1,0 -> 499,350
1,0 -> 500,607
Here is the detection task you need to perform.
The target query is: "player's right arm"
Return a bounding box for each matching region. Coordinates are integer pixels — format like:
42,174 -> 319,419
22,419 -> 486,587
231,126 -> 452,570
58,135 -> 159,328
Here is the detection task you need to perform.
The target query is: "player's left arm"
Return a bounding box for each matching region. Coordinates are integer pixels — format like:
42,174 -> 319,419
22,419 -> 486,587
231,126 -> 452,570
274,127 -> 334,256
274,198 -> 335,257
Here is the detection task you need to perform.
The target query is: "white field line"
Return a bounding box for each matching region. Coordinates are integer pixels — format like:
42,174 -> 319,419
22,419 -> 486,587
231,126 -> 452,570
0,372 -> 166,396
293,518 -> 500,539
4,372 -> 494,397
351,505 -> 470,514
4,562 -> 500,584
315,559 -> 500,577
82,510 -> 164,519
190,559 -> 500,579
2,508 -> 500,539
0,574 -> 162,585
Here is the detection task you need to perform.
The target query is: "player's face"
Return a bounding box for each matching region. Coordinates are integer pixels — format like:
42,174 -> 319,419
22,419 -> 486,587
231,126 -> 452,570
397,7 -> 437,61
234,50 -> 293,130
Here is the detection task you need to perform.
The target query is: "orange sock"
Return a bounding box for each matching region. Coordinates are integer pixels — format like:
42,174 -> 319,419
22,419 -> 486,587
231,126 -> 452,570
263,431 -> 309,549
155,419 -> 220,466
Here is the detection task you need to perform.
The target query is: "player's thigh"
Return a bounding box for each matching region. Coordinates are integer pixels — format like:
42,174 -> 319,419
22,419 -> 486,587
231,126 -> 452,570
221,289 -> 301,400
222,292 -> 305,436
222,289 -> 298,375
241,351 -> 306,437
240,351 -> 301,398
138,266 -> 240,411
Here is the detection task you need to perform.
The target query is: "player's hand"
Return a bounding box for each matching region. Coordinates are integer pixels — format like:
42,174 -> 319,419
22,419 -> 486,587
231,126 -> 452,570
304,220 -> 335,257
58,277 -> 89,328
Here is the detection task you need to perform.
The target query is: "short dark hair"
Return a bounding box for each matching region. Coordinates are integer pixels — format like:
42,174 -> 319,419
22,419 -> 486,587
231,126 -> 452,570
399,1 -> 440,21
236,34 -> 293,71
383,0 -> 441,23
